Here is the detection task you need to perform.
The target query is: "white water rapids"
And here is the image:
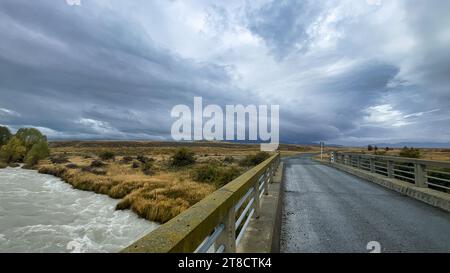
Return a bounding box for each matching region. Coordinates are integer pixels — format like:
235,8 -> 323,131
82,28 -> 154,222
0,166 -> 158,253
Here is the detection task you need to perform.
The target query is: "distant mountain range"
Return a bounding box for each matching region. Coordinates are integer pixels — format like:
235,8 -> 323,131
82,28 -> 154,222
307,141 -> 450,148
368,142 -> 450,148
48,139 -> 450,148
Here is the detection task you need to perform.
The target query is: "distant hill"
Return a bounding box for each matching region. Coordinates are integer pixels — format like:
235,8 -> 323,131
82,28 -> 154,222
373,142 -> 450,148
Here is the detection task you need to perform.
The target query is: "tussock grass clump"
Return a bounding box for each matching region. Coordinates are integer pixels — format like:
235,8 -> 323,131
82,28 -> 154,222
39,164 -> 116,194
82,167 -> 107,175
109,181 -> 145,199
116,181 -> 214,223
39,165 -> 67,177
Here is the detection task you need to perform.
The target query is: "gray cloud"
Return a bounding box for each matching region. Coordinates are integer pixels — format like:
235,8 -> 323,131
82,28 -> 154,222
0,0 -> 450,146
246,0 -> 325,59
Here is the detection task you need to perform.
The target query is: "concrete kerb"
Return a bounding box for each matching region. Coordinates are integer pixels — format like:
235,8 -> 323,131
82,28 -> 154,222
318,159 -> 450,213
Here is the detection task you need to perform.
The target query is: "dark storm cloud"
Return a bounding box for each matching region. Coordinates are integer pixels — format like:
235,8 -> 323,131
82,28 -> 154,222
0,0 -> 242,139
279,61 -> 399,143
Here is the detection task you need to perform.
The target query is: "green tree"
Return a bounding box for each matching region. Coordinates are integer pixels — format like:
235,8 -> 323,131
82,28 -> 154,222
15,128 -> 47,152
0,126 -> 12,147
0,137 -> 27,163
25,141 -> 50,166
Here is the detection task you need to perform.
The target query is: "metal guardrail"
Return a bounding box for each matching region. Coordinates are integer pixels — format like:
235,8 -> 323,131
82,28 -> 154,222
122,153 -> 280,253
331,152 -> 450,192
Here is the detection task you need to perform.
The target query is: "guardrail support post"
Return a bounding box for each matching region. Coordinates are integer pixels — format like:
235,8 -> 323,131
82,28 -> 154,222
369,158 -> 375,173
264,169 -> 270,195
216,207 -> 236,253
253,179 -> 260,218
357,156 -> 361,169
414,163 -> 427,188
387,161 -> 394,178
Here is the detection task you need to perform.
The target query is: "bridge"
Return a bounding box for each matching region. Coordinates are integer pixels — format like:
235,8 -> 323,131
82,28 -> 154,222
122,152 -> 450,253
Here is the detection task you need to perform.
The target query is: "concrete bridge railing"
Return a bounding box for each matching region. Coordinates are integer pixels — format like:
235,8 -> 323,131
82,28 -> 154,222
331,151 -> 450,192
122,153 -> 280,253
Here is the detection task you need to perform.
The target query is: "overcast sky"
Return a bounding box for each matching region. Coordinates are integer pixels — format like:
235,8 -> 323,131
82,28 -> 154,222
1,0 -> 450,145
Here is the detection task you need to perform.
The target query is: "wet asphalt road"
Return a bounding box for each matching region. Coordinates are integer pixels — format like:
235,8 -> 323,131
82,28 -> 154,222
280,154 -> 450,253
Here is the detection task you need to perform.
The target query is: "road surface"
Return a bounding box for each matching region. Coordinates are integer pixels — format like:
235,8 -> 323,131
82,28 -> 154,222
280,154 -> 450,253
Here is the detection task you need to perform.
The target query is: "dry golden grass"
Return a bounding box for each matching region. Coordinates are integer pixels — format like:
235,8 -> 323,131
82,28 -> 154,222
35,141 -> 323,223
38,160 -> 215,223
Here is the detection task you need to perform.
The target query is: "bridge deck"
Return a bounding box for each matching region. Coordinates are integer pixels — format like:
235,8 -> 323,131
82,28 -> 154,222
281,154 -> 450,253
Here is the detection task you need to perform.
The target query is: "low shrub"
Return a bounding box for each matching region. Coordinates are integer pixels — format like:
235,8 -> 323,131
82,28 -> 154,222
223,156 -> 234,164
99,151 -> 115,161
0,161 -> 7,169
90,160 -> 106,168
399,147 -> 421,158
136,155 -> 152,164
65,163 -> 79,169
141,161 -> 155,176
120,156 -> 133,164
91,168 -> 107,175
171,148 -> 195,167
131,160 -> 140,169
82,166 -> 107,175
240,152 -> 271,167
191,164 -> 242,188
50,154 -> 69,164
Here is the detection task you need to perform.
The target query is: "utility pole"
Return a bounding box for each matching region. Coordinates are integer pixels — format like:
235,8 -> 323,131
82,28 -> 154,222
320,141 -> 324,160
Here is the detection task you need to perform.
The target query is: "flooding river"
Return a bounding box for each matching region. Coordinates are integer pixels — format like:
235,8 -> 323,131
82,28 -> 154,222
0,166 -> 158,253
